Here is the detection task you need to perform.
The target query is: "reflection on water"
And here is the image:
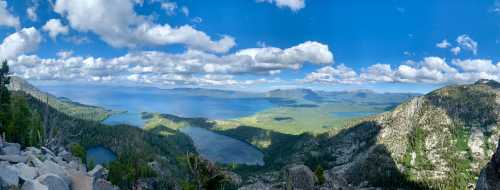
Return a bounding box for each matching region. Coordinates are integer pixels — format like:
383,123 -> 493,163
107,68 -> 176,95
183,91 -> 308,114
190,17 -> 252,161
180,127 -> 264,166
86,146 -> 117,165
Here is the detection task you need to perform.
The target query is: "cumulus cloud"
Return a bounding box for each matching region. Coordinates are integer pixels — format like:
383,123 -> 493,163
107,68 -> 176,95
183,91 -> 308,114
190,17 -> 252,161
451,47 -> 461,55
436,39 -> 451,48
257,0 -> 306,11
9,41 -> 332,86
161,1 -> 177,16
305,56 -> 500,84
0,0 -> 20,28
305,65 -> 358,84
53,0 -> 235,53
0,27 -> 42,59
456,34 -> 478,55
42,19 -> 69,40
27,6 -> 38,21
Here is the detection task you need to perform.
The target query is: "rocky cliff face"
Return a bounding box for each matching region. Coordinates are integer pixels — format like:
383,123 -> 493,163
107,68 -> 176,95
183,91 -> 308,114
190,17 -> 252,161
0,136 -> 118,190
240,80 -> 500,189
477,140 -> 500,190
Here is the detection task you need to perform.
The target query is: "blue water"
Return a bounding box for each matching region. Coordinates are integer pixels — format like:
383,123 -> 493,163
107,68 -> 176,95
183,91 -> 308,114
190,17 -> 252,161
86,146 -> 117,165
39,85 -> 276,127
331,111 -> 376,119
39,85 -> 268,165
180,127 -> 264,166
102,112 -> 146,127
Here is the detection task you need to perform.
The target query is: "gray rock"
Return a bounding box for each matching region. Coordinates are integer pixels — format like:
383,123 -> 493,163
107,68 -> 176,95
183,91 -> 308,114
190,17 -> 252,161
239,182 -> 273,190
37,173 -> 69,190
27,154 -> 45,168
26,147 -> 42,155
0,154 -> 28,163
15,163 -> 38,181
88,165 -> 107,179
67,160 -> 86,172
57,150 -> 73,162
41,147 -> 55,157
282,165 -> 316,190
0,161 -> 20,188
93,179 -> 119,190
21,180 -> 49,190
38,160 -> 71,185
2,143 -> 21,155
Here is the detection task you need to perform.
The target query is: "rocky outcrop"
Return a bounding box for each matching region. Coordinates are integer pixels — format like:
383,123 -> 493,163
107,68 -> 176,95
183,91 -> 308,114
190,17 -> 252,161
477,141 -> 500,190
282,165 -> 316,190
0,137 -> 118,190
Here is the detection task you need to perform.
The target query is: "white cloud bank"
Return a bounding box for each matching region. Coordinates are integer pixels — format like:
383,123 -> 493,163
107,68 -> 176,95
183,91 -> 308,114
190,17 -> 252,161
9,41 -> 332,86
257,0 -> 305,11
305,56 -> 500,84
54,0 -> 235,53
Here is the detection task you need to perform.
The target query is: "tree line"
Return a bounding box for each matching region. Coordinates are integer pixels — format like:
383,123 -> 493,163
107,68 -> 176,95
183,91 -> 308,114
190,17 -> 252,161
0,60 -> 44,147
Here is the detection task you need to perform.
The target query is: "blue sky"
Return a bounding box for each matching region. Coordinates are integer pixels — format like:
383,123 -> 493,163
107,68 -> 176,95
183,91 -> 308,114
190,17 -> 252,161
0,0 -> 499,93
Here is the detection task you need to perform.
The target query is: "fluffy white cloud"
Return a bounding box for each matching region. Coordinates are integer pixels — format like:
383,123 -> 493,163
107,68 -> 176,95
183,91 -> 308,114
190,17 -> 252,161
359,64 -> 395,83
0,27 -> 42,59
54,0 -> 234,52
27,6 -> 38,21
42,19 -> 69,39
436,39 -> 450,48
456,34 -> 478,55
451,47 -> 461,55
161,2 -> 177,15
306,56 -> 500,84
304,64 -> 358,84
257,0 -> 305,11
9,41 -> 332,86
0,0 -> 20,28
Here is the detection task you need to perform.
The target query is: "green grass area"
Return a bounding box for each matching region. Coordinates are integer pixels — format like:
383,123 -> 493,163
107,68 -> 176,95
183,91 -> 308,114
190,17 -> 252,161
214,102 -> 387,135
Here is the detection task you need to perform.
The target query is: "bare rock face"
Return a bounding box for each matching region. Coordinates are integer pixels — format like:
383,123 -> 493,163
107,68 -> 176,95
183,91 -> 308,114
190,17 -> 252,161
0,138 -> 119,190
2,143 -> 21,155
282,165 -> 316,190
21,180 -> 49,190
36,173 -> 70,190
0,161 -> 19,188
477,141 -> 500,190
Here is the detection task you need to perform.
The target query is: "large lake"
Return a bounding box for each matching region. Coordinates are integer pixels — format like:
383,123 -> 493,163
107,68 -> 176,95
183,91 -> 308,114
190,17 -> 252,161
39,85 -> 270,165
39,85 -> 276,127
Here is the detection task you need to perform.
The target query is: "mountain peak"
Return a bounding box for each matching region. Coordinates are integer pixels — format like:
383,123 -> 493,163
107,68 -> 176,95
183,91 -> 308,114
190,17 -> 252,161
475,79 -> 500,88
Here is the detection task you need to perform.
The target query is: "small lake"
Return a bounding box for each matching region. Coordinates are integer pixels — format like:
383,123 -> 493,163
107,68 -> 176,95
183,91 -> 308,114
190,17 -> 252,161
331,111 -> 377,119
86,146 -> 117,165
39,85 -> 276,127
180,127 -> 264,166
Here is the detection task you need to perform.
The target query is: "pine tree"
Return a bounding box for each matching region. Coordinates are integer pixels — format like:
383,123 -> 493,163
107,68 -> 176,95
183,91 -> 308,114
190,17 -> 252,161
0,60 -> 10,132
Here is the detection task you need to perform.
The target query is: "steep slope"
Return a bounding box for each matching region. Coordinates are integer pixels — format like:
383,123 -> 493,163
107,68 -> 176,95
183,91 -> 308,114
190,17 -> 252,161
8,76 -> 112,121
239,80 -> 499,189
330,80 -> 500,189
477,140 -> 500,190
